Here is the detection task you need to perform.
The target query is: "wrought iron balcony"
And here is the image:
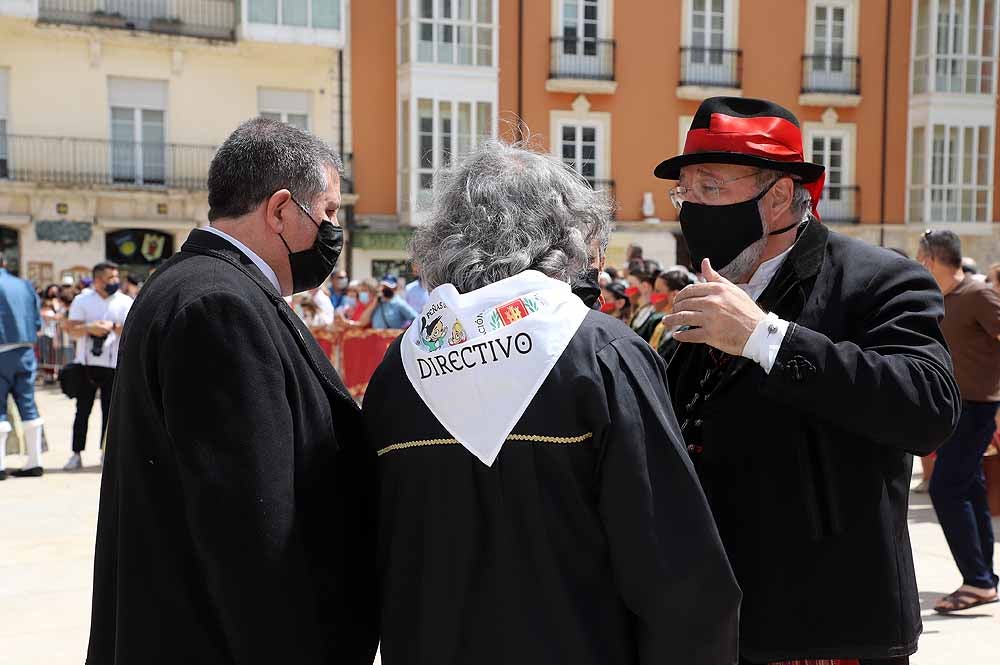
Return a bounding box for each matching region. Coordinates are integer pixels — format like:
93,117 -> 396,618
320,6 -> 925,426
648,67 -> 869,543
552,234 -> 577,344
679,47 -> 742,88
549,37 -> 615,81
0,135 -> 217,189
819,185 -> 859,223
802,55 -> 861,95
37,0 -> 237,41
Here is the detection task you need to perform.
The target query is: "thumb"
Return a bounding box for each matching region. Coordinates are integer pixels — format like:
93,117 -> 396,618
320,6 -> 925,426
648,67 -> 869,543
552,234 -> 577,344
701,258 -> 732,284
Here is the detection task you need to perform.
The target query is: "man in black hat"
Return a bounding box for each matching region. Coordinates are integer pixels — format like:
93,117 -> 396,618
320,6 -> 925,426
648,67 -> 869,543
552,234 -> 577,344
656,97 -> 961,665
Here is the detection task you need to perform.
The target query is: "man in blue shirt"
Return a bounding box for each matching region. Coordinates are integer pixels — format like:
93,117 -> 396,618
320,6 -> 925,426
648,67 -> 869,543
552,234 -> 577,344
0,255 -> 45,479
371,277 -> 417,330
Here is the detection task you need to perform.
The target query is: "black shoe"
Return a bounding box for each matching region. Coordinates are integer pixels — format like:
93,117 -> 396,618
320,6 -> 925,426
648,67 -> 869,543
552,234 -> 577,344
0,469 -> 6,481
12,467 -> 43,478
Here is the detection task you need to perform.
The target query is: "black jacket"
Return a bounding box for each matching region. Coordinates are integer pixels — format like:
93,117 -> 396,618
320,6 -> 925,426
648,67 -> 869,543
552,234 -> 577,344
87,229 -> 378,665
364,311 -> 741,665
668,221 -> 961,662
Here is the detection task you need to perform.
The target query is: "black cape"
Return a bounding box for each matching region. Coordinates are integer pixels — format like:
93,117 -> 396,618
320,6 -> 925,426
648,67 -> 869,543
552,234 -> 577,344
668,221 -> 961,662
363,310 -> 741,665
86,229 -> 378,665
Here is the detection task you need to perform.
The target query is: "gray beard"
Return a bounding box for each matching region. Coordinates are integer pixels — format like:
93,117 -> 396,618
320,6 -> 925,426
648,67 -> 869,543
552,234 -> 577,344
718,234 -> 767,283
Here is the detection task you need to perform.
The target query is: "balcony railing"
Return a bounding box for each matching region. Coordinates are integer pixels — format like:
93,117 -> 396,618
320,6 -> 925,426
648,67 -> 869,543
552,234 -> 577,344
37,0 -> 236,41
0,135 -> 217,189
802,55 -> 861,94
679,47 -> 742,88
819,185 -> 859,223
549,37 -> 615,81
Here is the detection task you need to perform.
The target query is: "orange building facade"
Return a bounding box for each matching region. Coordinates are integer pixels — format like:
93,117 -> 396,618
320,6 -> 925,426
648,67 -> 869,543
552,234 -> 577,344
349,0 -> 1000,277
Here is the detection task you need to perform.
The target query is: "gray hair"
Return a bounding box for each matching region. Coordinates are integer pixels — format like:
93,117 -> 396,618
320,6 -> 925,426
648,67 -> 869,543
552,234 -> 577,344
756,170 -> 813,221
411,140 -> 614,293
208,117 -> 343,221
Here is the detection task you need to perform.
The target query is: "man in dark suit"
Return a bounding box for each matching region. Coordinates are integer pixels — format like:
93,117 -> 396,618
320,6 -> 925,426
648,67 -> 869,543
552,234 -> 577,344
87,118 -> 378,665
656,97 -> 961,665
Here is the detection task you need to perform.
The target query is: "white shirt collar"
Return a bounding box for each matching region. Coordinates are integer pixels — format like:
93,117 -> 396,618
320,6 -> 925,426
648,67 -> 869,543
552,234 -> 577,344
202,225 -> 281,293
737,242 -> 796,302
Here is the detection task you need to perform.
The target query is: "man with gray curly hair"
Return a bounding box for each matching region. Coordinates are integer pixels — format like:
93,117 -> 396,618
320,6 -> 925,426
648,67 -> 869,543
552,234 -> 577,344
363,140 -> 740,665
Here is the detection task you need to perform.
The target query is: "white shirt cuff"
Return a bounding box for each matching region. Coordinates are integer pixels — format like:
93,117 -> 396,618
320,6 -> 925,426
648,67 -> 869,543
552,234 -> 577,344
740,312 -> 790,374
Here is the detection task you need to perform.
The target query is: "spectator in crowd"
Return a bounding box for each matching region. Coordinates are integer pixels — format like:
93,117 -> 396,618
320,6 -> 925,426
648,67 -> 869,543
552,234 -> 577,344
597,271 -> 612,288
961,256 -> 980,278
38,284 -> 65,383
625,243 -> 645,276
404,267 -> 429,312
63,262 -> 133,471
628,271 -> 658,334
633,272 -> 672,342
646,268 -> 693,360
370,276 -> 417,330
122,274 -> 142,299
329,270 -> 349,309
599,282 -> 631,322
0,255 -> 45,480
918,230 -> 1000,613
605,266 -> 620,281
309,284 -> 335,326
987,263 -> 1000,292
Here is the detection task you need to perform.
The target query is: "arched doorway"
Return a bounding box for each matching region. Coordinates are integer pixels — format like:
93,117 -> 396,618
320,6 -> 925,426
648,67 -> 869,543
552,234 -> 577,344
0,226 -> 20,275
105,228 -> 174,280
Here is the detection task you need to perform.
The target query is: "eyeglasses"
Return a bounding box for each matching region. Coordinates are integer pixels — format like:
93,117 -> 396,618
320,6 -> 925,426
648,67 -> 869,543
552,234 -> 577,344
668,170 -> 764,210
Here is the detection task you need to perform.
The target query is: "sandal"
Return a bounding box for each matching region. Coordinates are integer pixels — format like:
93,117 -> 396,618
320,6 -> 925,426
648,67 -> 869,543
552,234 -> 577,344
933,589 -> 999,614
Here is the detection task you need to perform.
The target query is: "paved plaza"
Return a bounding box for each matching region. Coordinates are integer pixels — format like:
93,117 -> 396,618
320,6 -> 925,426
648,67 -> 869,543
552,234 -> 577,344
1,386 -> 997,665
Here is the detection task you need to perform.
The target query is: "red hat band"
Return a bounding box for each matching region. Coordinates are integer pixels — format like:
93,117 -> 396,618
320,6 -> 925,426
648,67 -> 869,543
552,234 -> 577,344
683,113 -> 825,220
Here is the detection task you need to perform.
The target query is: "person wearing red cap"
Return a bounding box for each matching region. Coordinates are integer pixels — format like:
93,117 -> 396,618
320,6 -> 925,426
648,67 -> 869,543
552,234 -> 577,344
656,97 -> 961,665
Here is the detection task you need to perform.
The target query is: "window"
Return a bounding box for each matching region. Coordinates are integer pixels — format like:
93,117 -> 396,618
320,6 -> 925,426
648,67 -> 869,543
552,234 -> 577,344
0,68 -> 7,179
108,78 -> 167,186
682,0 -> 739,87
909,123 -> 993,222
402,96 -> 494,209
690,0 -> 725,63
248,0 -> 342,30
912,0 -> 999,95
408,0 -> 494,66
561,0 -> 599,57
808,131 -> 853,220
258,88 -> 311,131
558,122 -> 604,188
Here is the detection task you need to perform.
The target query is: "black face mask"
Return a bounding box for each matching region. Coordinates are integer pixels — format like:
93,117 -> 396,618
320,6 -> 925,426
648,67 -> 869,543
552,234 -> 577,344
678,180 -> 799,271
280,198 -> 345,294
103,281 -> 120,297
571,268 -> 602,310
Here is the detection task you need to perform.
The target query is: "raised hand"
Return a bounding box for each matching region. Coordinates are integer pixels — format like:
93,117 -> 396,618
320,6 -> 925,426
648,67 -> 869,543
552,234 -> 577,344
661,258 -> 766,355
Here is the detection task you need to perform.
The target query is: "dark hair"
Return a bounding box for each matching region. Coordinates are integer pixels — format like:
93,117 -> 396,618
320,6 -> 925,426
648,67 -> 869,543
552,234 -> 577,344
919,230 -> 962,269
657,268 -> 691,292
605,267 -> 619,280
92,262 -> 119,278
207,117 -> 343,222
126,274 -> 140,286
639,270 -> 660,287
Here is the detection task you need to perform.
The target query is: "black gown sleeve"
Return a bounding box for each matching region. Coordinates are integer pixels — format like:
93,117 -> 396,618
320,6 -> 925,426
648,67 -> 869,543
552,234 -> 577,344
762,256 -> 961,455
596,335 -> 741,665
157,292 -> 330,664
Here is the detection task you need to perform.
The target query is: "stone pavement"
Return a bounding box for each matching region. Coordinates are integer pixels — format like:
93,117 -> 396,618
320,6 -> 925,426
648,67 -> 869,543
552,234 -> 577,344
1,386 -> 997,665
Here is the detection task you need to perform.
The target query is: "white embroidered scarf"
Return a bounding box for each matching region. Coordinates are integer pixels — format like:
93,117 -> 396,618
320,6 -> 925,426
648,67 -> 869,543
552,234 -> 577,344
401,270 -> 590,466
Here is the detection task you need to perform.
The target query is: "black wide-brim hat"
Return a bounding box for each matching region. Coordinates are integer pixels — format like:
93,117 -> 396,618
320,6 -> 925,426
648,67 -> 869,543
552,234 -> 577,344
654,97 -> 825,184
